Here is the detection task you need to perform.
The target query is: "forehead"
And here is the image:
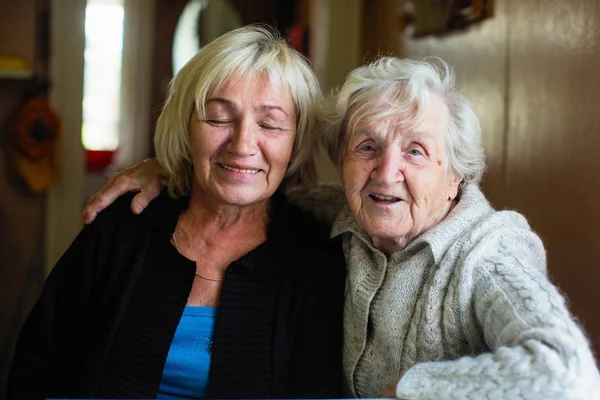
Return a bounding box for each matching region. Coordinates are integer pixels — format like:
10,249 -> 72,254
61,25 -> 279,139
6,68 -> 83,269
350,92 -> 450,143
208,74 -> 293,107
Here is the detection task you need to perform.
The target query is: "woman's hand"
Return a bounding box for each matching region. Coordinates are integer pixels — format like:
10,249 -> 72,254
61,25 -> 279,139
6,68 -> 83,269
82,158 -> 163,224
381,374 -> 403,398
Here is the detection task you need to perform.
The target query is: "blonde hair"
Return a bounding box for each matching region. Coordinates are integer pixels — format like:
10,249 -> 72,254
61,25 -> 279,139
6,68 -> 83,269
154,25 -> 323,198
322,56 -> 486,187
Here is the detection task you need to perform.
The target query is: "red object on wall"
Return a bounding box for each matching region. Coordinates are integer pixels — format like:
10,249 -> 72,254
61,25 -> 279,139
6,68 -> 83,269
287,24 -> 308,56
85,149 -> 114,172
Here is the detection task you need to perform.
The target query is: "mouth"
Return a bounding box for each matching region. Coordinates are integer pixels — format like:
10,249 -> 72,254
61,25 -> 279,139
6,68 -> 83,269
368,193 -> 402,203
218,163 -> 260,174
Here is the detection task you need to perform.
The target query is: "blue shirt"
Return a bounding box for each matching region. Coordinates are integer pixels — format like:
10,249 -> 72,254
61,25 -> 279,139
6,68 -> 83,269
157,306 -> 216,399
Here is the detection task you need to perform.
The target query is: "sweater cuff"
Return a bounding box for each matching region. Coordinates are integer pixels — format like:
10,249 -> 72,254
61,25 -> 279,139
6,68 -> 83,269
395,365 -> 429,399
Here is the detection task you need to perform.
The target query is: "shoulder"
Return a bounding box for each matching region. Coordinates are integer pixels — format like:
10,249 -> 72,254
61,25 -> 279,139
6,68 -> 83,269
83,192 -> 140,240
75,192 -> 181,271
68,192 -> 182,294
471,210 -> 545,260
442,185 -> 546,268
451,208 -> 547,283
90,190 -> 182,236
431,186 -> 547,281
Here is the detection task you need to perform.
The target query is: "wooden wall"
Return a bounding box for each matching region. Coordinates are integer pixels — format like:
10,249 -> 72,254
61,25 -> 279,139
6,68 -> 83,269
391,0 -> 600,357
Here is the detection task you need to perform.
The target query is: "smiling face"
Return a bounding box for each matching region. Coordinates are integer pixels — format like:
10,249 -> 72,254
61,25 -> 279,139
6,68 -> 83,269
188,74 -> 297,210
341,93 -> 462,255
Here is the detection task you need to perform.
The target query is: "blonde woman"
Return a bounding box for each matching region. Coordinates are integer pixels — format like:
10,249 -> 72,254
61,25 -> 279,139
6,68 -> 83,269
8,26 -> 345,400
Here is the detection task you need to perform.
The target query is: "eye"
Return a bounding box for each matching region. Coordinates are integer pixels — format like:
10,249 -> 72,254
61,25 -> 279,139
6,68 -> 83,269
359,144 -> 376,152
407,148 -> 423,156
205,119 -> 231,125
259,123 -> 279,130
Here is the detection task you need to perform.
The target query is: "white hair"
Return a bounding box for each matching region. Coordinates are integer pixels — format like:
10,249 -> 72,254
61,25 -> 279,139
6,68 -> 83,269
322,56 -> 486,188
154,25 -> 323,198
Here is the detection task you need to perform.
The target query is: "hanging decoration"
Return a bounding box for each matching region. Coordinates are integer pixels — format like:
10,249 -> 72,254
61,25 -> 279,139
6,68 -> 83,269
404,0 -> 494,37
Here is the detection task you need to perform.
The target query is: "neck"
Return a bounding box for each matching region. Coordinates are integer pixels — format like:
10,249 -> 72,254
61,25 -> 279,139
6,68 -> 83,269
175,190 -> 270,254
186,198 -> 268,233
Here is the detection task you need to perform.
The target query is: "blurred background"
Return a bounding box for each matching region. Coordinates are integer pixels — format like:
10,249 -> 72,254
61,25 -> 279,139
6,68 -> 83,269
1,0 -> 599,396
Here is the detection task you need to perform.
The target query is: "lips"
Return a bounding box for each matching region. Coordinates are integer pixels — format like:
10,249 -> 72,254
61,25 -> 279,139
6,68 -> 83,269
369,193 -> 401,202
218,163 -> 260,174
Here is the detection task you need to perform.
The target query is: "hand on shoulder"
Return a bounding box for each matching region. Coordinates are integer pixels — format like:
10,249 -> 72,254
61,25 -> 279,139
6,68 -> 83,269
82,158 -> 163,224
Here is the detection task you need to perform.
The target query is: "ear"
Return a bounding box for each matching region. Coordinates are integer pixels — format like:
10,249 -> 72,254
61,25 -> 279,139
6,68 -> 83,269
447,171 -> 463,200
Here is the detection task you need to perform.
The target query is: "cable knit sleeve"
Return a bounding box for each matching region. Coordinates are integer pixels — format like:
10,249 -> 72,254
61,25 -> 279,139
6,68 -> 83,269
395,220 -> 600,400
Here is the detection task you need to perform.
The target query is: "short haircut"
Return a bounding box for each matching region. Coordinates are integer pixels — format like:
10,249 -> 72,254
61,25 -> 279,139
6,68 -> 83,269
322,56 -> 486,187
154,25 -> 323,198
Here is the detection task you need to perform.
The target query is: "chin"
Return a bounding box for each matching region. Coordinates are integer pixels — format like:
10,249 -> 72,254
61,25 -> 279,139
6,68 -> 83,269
224,196 -> 268,207
361,217 -> 409,241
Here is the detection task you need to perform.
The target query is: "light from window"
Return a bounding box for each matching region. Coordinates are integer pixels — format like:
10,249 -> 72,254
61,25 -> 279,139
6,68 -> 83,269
82,0 -> 124,151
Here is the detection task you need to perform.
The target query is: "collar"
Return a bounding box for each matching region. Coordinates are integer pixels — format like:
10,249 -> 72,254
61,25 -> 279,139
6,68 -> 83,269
330,184 -> 494,263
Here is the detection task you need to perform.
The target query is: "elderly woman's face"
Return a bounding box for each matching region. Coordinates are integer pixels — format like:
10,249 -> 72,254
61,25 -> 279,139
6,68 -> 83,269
188,74 -> 297,209
341,94 -> 462,253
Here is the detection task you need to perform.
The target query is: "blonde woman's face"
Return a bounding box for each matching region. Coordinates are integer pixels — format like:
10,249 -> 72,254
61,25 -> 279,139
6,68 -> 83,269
188,74 -> 297,209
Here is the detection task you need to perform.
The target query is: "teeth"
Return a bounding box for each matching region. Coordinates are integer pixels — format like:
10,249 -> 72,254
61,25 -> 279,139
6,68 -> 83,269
220,164 -> 259,174
370,194 -> 398,201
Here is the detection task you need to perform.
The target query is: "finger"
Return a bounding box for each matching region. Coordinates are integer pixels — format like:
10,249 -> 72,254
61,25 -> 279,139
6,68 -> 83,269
82,189 -> 121,224
130,180 -> 162,214
82,192 -> 104,225
130,191 -> 157,215
81,204 -> 98,225
82,174 -> 139,224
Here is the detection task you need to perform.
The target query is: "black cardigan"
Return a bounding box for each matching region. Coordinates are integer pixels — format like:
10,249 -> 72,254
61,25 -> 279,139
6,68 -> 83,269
7,191 -> 346,399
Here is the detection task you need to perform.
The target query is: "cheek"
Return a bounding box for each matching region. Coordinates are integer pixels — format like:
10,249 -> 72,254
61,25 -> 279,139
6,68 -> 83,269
266,136 -> 295,169
407,170 -> 449,205
283,137 -> 296,160
281,137 -> 296,162
341,160 -> 369,194
340,161 -> 355,191
191,129 -> 220,154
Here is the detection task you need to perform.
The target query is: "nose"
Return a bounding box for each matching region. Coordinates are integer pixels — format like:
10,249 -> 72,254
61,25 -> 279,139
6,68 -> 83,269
370,149 -> 404,184
227,119 -> 258,156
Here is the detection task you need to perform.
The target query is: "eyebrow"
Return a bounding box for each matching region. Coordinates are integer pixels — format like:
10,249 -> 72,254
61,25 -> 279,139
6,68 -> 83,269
205,98 -> 290,118
205,98 -> 235,111
256,105 -> 290,117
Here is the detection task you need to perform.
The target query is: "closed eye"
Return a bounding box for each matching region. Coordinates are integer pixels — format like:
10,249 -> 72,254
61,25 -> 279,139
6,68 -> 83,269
205,119 -> 231,125
259,123 -> 281,130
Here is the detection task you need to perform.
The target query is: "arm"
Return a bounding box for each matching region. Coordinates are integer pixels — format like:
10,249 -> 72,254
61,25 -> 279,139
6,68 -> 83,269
82,159 -> 348,227
7,225 -> 98,399
393,226 -> 600,400
82,158 -> 163,224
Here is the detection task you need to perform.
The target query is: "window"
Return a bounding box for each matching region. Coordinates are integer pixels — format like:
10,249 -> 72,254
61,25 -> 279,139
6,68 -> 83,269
82,0 -> 124,151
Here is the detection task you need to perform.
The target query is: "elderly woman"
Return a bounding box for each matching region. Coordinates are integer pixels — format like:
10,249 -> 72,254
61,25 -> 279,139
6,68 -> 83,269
83,57 -> 600,399
8,26 -> 346,399
318,57 -> 600,399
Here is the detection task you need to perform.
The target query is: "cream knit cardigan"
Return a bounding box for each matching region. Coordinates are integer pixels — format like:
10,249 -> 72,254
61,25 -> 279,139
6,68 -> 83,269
302,183 -> 600,399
